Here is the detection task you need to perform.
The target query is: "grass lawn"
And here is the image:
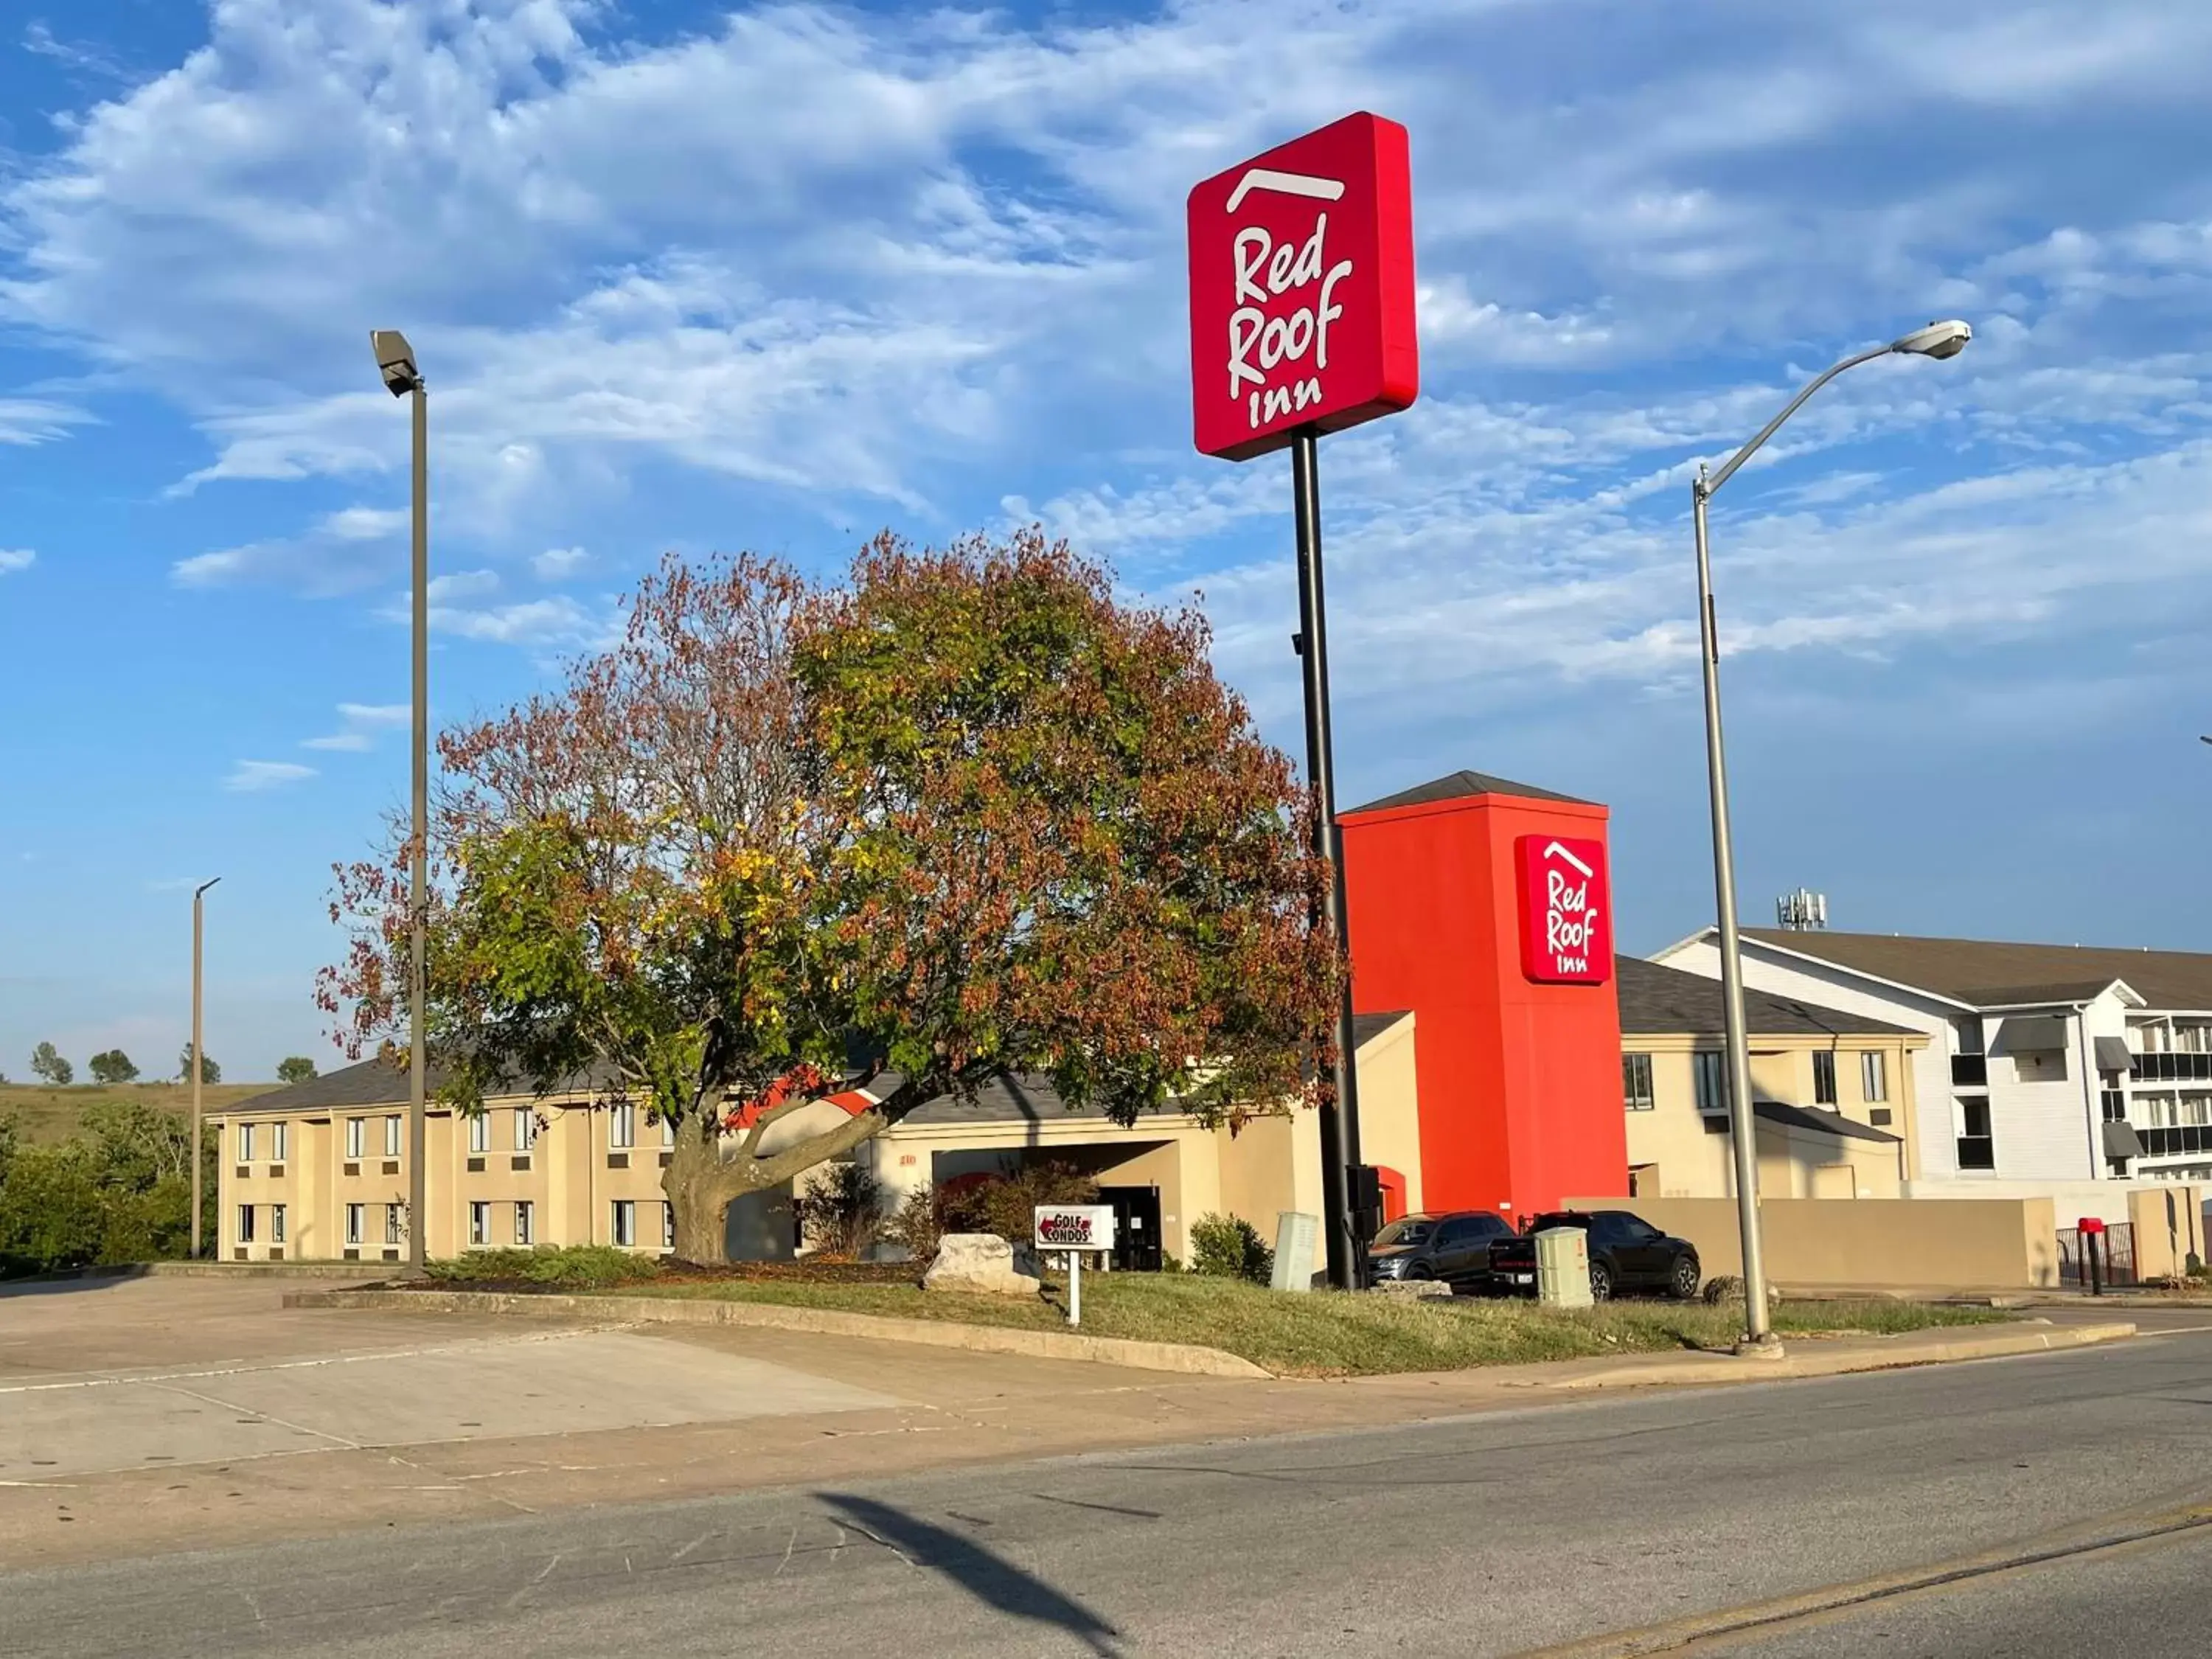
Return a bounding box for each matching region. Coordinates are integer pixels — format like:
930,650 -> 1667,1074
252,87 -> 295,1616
0,1082 -> 274,1144
422,1253 -> 2011,1377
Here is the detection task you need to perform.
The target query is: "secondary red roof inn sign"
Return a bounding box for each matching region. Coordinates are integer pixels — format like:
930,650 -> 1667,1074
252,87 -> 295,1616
1516,835 -> 1613,986
1187,112 -> 1419,461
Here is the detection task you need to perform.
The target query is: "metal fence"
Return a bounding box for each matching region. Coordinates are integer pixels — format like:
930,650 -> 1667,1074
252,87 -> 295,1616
2057,1222 -> 2138,1289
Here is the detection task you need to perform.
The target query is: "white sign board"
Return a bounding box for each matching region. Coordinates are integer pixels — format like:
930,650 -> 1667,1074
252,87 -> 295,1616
1035,1205 -> 1116,1252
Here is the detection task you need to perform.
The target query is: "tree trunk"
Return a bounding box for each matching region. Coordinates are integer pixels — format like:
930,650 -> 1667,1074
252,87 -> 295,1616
661,1102 -> 897,1265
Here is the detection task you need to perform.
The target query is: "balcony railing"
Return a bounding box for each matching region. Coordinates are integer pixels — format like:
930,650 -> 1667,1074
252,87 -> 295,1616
2131,1053 -> 2212,1083
2137,1125 -> 2212,1158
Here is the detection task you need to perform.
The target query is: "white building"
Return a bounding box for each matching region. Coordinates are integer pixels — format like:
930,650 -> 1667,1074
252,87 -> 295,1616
1652,929 -> 2212,1211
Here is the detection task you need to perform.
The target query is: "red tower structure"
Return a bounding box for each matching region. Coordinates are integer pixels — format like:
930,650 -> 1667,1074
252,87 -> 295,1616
1339,771 -> 1630,1220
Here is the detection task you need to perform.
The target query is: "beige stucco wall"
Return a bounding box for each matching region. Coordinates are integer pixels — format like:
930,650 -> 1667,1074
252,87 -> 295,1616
1569,1194 -> 2062,1288
218,1094 -> 676,1263
1622,1029 -> 1924,1202
2128,1184 -> 2207,1279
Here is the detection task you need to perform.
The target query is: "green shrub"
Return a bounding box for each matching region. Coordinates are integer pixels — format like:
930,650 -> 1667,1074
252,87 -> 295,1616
937,1159 -> 1101,1246
793,1161 -> 887,1257
1188,1212 -> 1273,1283
427,1245 -> 661,1289
887,1187 -> 942,1261
0,1104 -> 212,1276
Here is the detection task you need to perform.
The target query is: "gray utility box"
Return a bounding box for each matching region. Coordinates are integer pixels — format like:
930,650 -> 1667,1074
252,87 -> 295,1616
1271,1211 -> 1319,1293
1536,1225 -> 1593,1309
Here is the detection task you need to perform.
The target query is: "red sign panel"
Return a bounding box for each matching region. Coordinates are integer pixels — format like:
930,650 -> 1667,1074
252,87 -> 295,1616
1187,111 -> 1419,462
1516,835 -> 1613,985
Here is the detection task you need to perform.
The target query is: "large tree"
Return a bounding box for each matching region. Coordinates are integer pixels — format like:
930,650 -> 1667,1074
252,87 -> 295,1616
321,535 -> 1334,1262
88,1049 -> 140,1085
29,1043 -> 72,1086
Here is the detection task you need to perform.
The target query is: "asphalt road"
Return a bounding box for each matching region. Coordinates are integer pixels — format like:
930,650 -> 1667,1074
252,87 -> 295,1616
8,1327 -> 2212,1658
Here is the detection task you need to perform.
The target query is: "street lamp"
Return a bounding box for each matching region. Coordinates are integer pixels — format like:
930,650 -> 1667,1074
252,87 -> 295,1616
1691,319 -> 1972,1347
371,327 -> 430,1273
189,877 -> 220,1259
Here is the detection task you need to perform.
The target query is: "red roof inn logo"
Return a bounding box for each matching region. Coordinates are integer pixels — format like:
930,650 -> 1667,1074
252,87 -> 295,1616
1516,836 -> 1613,985
1186,112 -> 1419,462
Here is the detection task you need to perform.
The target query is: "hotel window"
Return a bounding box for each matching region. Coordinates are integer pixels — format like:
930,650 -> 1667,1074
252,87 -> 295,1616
271,1121 -> 288,1162
347,1116 -> 366,1158
514,1201 -> 535,1246
238,1121 -> 256,1162
468,1113 -> 490,1154
513,1107 -> 535,1152
1693,1051 -> 1726,1115
1860,1051 -> 1888,1103
661,1113 -> 676,1149
237,1204 -> 255,1244
468,1201 -> 489,1247
611,1200 -> 636,1247
1956,1097 -> 1996,1170
610,1101 -> 636,1150
1621,1054 -> 1655,1112
663,1202 -> 676,1251
385,1114 -> 403,1157
385,1203 -> 403,1246
271,1204 -> 287,1245
345,1203 -> 364,1247
1813,1051 -> 1838,1107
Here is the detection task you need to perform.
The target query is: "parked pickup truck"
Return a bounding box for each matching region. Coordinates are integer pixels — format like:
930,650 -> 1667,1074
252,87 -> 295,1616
1486,1210 -> 1703,1301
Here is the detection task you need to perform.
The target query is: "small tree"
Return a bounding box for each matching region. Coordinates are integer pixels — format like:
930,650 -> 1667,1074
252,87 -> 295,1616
177,1044 -> 220,1085
30,1042 -> 72,1086
276,1057 -> 319,1085
88,1049 -> 139,1085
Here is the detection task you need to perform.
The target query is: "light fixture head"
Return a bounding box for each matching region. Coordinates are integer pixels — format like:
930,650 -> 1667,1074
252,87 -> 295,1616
370,328 -> 421,395
1891,319 -> 1972,360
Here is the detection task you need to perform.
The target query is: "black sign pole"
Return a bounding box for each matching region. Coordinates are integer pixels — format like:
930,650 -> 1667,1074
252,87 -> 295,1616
1290,425 -> 1365,1292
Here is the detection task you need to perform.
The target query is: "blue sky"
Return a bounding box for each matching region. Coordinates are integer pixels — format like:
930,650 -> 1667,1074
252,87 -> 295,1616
4,0 -> 2211,1082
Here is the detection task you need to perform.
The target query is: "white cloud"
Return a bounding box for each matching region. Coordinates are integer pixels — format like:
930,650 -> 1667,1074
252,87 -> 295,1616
173,504 -> 406,592
426,568 -> 500,602
223,759 -> 316,793
426,594 -> 608,647
532,545 -> 588,579
0,399 -> 91,446
0,549 -> 33,575
302,700 -> 410,751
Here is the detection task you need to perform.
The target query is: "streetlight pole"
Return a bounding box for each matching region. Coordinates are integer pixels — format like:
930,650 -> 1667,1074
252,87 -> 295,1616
189,876 -> 220,1259
372,329 -> 430,1274
1691,319 -> 1972,1348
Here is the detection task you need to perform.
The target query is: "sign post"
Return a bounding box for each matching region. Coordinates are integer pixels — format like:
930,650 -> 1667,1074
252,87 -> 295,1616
1189,111 -> 1419,1290
1036,1204 -> 1116,1327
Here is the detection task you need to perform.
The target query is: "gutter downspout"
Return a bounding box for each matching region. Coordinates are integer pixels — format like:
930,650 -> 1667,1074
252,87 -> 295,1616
2073,1007 -> 2102,1184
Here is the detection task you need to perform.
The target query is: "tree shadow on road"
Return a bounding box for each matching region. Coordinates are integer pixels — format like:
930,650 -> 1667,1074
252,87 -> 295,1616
815,1492 -> 1123,1656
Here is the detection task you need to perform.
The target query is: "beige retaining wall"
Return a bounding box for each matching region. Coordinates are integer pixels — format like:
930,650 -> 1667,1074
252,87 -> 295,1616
1568,1195 -> 2061,1289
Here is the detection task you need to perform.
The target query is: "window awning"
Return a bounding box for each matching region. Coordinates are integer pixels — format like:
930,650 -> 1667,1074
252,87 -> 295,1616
2103,1120 -> 2146,1159
2095,1036 -> 2135,1075
1992,1015 -> 2067,1054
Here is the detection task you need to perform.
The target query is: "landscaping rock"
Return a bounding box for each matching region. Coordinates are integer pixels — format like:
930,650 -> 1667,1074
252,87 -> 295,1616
1701,1275 -> 1782,1307
922,1234 -> 1043,1298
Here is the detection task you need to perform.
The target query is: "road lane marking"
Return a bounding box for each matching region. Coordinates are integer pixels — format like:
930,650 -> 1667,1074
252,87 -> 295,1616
1506,1497 -> 2212,1658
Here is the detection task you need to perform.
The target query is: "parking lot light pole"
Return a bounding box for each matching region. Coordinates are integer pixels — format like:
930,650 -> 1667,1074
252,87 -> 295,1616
1691,319 -> 1972,1346
189,876 -> 220,1259
371,329 -> 430,1273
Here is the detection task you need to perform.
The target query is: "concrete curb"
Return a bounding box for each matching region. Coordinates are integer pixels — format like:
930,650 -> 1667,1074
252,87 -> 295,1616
283,1287 -> 1275,1379
11,1262 -> 397,1285
1526,1318 -> 2138,1391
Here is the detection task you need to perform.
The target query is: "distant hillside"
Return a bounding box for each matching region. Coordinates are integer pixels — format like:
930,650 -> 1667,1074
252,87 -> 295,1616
0,1082 -> 277,1146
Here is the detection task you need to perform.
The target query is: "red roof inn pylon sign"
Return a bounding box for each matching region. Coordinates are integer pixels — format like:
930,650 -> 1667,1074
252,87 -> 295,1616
1188,113 -> 1419,1290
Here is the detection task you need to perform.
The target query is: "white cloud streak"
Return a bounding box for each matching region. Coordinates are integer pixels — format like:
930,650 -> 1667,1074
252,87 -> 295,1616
223,759 -> 316,793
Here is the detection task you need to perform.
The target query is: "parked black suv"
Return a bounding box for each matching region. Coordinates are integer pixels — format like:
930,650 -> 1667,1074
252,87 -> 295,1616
1486,1210 -> 1701,1301
1367,1211 -> 1516,1287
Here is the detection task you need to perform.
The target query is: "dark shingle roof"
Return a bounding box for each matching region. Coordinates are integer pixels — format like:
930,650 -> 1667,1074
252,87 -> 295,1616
1354,1010 -> 1412,1048
1753,1099 -> 1900,1144
1617,956 -> 1913,1039
1744,930 -> 2212,1012
220,1053 -> 616,1116
1344,770 -> 1590,815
